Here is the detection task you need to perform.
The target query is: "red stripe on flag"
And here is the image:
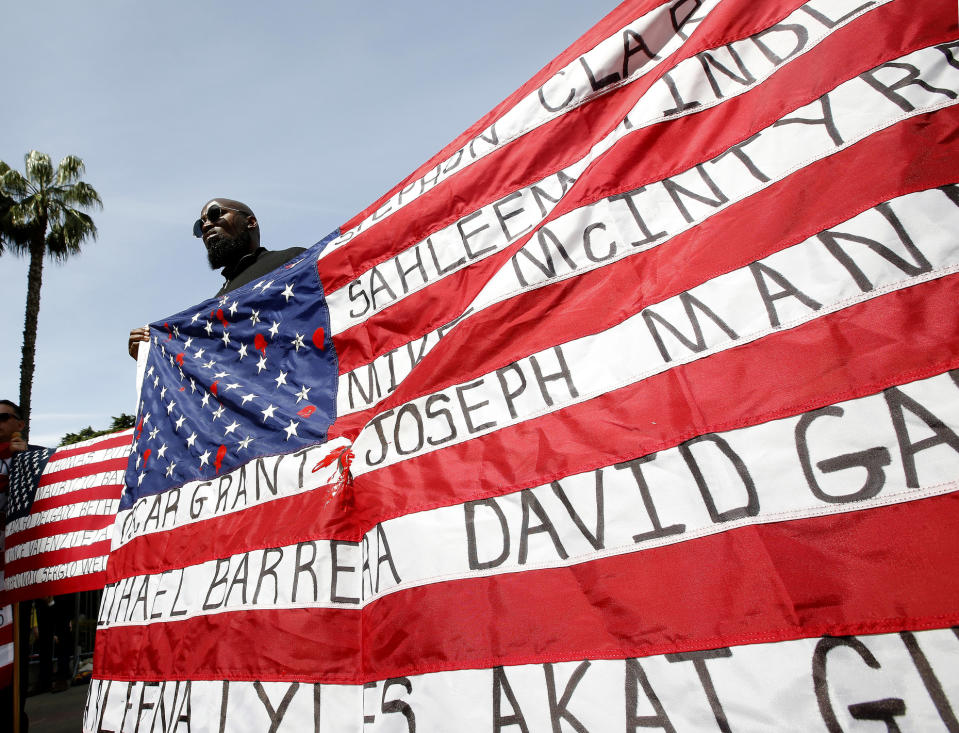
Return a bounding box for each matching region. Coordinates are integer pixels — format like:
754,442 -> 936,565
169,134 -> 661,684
90,493 -> 959,683
4,539 -> 112,579
349,275 -> 959,526
4,573 -> 113,605
37,457 -> 128,487
106,483 -> 353,583
6,513 -> 117,547
28,484 -> 123,514
47,432 -> 132,463
358,492 -> 959,680
93,607 -> 361,683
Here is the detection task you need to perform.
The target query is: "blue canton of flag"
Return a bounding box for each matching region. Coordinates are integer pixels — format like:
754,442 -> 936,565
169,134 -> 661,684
6,448 -> 53,523
123,243 -> 338,509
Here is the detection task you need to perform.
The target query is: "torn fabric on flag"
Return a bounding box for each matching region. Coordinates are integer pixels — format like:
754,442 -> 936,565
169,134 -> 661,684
87,0 -> 959,730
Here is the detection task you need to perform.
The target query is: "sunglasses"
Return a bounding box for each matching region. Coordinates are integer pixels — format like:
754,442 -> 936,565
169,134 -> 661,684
0,414 -> 20,422
193,205 -> 249,238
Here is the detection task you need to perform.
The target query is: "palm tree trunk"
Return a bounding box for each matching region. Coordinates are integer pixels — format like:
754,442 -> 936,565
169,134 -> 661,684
18,231 -> 45,441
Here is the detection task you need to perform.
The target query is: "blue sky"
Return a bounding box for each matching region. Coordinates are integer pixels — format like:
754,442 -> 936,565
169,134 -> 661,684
0,1 -> 613,446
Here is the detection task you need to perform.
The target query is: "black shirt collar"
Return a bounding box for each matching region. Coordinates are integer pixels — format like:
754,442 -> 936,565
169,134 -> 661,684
220,246 -> 266,283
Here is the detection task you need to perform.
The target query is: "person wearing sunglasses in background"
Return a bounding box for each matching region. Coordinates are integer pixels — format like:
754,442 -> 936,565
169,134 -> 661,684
127,198 -> 305,359
0,400 -> 27,468
0,402 -> 30,733
0,399 -> 30,514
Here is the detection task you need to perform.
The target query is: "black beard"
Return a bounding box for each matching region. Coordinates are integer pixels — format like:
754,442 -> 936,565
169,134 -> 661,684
206,228 -> 252,269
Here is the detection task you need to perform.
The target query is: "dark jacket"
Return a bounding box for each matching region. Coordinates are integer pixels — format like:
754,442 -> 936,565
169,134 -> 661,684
217,246 -> 307,296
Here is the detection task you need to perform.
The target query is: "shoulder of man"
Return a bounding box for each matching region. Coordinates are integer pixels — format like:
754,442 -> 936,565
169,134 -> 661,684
259,247 -> 307,267
218,247 -> 309,296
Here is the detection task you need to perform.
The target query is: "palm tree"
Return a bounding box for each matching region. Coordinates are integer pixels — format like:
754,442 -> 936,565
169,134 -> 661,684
0,151 -> 102,439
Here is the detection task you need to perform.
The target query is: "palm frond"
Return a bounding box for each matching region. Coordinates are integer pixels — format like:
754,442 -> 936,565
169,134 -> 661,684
55,155 -> 86,184
0,187 -> 34,252
9,199 -> 40,227
24,151 -> 54,187
45,225 -> 74,260
0,212 -> 37,252
46,209 -> 97,260
0,167 -> 31,198
61,181 -> 103,209
63,208 -> 97,242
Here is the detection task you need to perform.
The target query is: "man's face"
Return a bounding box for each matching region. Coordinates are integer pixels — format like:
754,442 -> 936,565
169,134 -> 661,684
0,404 -> 24,443
199,201 -> 255,269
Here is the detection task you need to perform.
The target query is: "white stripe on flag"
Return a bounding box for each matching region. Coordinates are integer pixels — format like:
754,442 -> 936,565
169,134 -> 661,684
83,626 -> 959,733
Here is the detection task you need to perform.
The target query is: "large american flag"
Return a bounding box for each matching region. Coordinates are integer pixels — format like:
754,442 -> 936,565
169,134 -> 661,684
3,431 -> 132,604
86,0 -> 959,730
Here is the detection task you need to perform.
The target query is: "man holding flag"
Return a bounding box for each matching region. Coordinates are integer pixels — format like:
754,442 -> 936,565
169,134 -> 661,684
127,198 -> 307,359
